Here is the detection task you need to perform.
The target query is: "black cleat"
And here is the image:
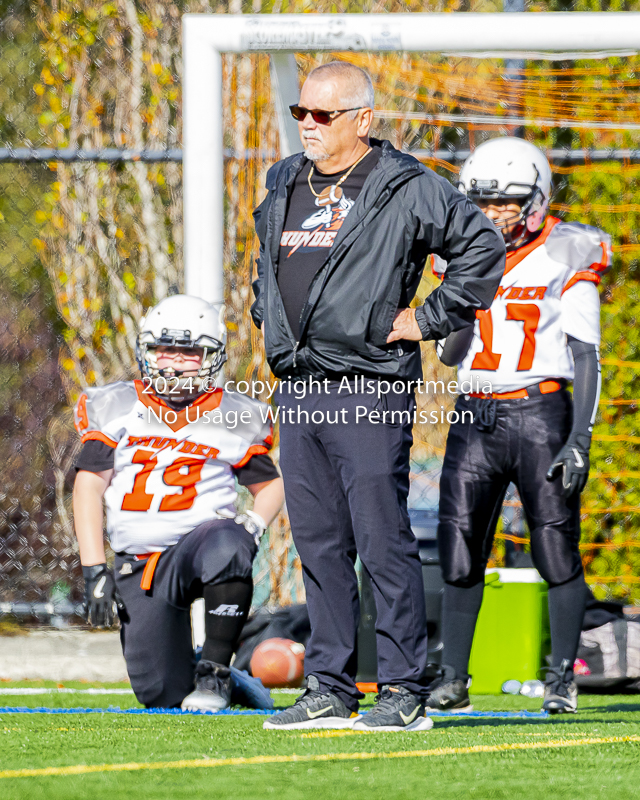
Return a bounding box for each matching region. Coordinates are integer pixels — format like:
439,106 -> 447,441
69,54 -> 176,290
542,660 -> 578,714
352,685 -> 433,732
181,660 -> 232,711
424,665 -> 473,713
263,675 -> 360,730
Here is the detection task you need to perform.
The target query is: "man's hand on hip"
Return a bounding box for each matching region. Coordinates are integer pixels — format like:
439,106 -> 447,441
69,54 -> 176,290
386,308 -> 422,343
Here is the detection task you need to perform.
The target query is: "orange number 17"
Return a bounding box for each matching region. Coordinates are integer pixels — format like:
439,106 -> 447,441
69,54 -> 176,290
471,303 -> 541,372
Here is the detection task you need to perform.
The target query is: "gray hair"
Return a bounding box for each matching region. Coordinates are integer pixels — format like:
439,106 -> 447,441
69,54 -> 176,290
307,61 -> 374,116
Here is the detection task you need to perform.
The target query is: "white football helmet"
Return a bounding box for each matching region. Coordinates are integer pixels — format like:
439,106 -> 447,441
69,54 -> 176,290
458,137 -> 552,249
136,295 -> 227,395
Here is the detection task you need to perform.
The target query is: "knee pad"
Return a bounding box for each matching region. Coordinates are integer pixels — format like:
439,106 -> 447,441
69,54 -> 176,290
530,527 -> 583,586
438,520 -> 486,586
198,521 -> 256,585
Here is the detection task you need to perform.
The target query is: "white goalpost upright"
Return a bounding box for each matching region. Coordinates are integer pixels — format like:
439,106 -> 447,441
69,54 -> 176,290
182,11 -> 640,304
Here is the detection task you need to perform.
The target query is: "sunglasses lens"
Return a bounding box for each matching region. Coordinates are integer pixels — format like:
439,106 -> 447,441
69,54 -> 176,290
290,106 -> 333,124
311,111 -> 331,124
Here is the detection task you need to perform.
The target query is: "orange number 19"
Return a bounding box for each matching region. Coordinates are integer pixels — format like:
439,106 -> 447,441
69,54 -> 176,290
121,449 -> 203,512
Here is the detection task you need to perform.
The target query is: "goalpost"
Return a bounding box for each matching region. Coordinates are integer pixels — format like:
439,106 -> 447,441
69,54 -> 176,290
181,11 -> 640,304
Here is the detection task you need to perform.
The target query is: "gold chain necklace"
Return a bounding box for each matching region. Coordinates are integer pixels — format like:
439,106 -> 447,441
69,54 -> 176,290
307,147 -> 372,206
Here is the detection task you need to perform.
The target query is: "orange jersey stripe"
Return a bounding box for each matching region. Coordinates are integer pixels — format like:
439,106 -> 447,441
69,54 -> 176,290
562,269 -> 601,295
232,445 -> 270,469
80,431 -> 118,448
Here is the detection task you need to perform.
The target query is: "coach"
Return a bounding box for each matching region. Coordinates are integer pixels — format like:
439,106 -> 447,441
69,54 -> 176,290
252,62 -> 505,731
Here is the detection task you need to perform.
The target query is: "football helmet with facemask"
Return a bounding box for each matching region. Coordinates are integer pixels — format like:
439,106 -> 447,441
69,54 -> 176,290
458,137 -> 552,250
136,295 -> 227,398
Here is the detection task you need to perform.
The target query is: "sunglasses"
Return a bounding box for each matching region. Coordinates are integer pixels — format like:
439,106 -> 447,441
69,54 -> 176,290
289,105 -> 364,125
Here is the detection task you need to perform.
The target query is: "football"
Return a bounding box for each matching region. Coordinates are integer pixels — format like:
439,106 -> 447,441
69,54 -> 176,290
250,638 -> 306,688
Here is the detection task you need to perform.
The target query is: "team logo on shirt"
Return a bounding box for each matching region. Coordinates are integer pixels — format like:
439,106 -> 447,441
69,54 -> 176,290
125,434 -> 220,460
280,194 -> 355,257
495,285 -> 547,300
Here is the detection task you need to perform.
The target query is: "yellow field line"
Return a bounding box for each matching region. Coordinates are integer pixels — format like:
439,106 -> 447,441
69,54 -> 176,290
1,735 -> 638,780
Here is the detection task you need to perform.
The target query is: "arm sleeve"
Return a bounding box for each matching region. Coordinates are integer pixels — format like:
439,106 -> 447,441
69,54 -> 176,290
412,175 -> 506,340
567,336 -> 601,438
561,279 -> 601,346
232,453 -> 280,486
436,324 -> 476,367
74,440 -> 116,473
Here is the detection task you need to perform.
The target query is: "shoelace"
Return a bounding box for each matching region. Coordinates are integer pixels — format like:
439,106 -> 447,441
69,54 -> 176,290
371,687 -> 406,713
290,688 -> 331,710
196,664 -> 230,693
542,662 -> 573,698
544,673 -> 573,698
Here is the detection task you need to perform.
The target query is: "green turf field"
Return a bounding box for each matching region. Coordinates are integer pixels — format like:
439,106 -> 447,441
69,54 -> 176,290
1,683 -> 639,799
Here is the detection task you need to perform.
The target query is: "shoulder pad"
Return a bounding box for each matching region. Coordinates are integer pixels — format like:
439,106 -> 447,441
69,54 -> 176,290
74,382 -> 137,437
219,391 -> 273,447
546,221 -> 611,279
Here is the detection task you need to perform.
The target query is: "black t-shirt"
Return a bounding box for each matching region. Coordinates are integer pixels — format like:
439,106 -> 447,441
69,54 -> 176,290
277,147 -> 381,340
75,439 -> 279,487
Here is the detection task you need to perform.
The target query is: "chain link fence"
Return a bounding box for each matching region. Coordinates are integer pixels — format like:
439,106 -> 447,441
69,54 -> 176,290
1,2 -> 640,625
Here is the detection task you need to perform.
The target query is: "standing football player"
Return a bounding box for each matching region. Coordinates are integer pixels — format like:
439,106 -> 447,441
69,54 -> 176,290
72,295 -> 284,710
429,138 -> 610,714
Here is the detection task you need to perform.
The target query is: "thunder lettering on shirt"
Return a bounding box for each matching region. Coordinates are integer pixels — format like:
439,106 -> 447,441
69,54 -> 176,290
277,147 -> 381,340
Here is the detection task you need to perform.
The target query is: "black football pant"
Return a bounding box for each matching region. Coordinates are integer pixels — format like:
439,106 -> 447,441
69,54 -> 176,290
277,383 -> 428,711
114,519 -> 256,708
438,390 -> 586,680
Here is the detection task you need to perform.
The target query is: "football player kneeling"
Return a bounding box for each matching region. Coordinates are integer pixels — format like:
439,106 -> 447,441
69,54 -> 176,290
73,295 -> 284,711
430,138 -> 610,715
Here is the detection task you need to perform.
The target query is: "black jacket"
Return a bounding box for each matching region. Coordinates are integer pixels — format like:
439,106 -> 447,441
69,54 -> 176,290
251,139 -> 505,380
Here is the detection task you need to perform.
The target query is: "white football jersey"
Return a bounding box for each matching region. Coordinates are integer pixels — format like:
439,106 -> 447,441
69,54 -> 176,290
435,218 -> 611,393
74,382 -> 274,554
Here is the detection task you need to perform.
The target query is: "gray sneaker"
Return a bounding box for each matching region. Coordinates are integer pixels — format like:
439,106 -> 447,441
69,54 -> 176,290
181,660 -> 232,712
352,685 -> 433,732
263,676 -> 360,730
424,665 -> 473,713
542,660 -> 578,714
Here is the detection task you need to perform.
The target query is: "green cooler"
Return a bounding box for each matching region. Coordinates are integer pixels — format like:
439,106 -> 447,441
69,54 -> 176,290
468,568 -> 551,694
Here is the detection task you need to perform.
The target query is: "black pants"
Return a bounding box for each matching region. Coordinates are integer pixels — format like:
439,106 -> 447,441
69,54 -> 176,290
115,519 -> 256,708
278,383 -> 428,711
438,390 -> 585,677
438,390 -> 582,587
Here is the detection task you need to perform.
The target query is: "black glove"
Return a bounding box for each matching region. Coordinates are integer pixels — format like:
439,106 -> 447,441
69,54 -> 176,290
82,564 -> 122,627
546,433 -> 591,498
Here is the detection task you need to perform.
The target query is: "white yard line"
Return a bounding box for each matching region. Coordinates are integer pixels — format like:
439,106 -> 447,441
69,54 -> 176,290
0,688 -> 134,695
